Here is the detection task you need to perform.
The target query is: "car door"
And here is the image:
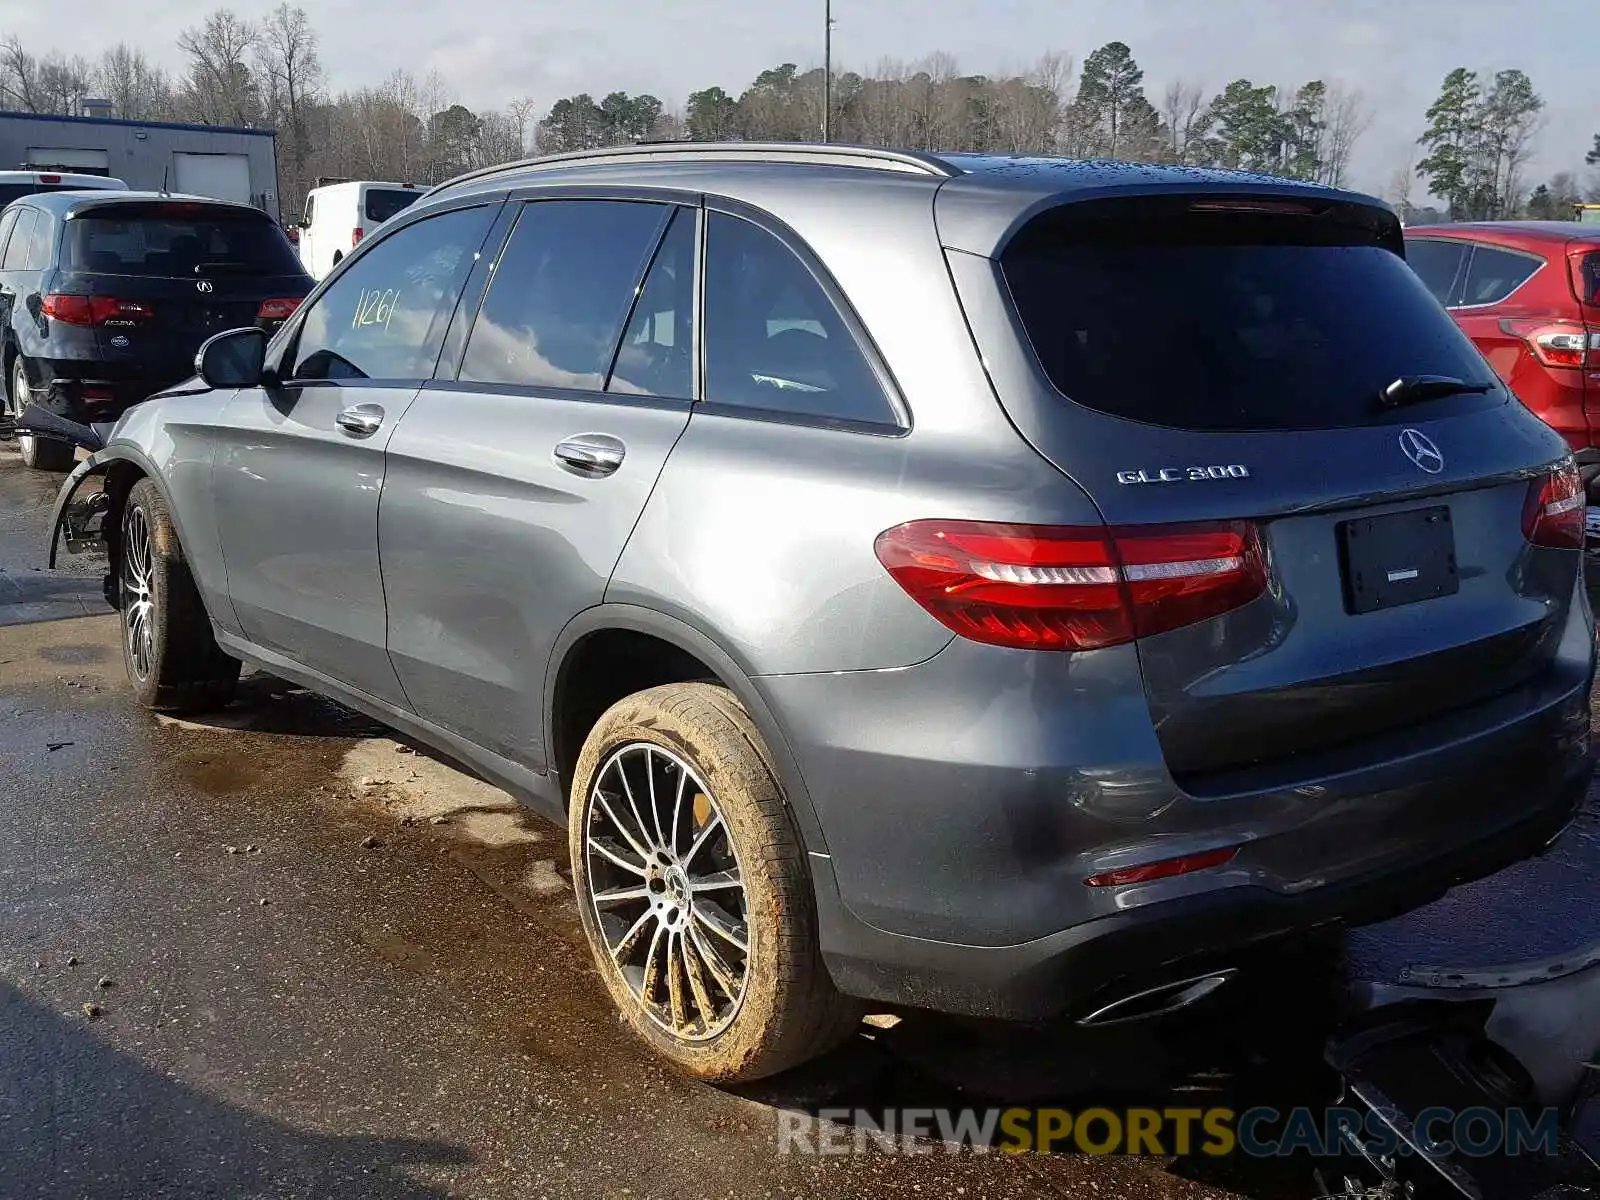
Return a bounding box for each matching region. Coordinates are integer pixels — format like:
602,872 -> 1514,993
212,199 -> 502,706
379,193 -> 696,769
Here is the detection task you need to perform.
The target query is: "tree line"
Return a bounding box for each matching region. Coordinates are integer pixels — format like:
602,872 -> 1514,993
1,8 -> 1596,222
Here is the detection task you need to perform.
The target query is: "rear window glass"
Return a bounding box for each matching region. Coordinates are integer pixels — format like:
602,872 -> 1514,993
1002,203 -> 1501,432
0,183 -> 86,207
63,207 -> 302,278
1578,251 -> 1600,308
365,189 -> 420,223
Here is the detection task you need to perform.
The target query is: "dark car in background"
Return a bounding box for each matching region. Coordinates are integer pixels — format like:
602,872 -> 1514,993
1405,222 -> 1600,497
1,191 -> 313,469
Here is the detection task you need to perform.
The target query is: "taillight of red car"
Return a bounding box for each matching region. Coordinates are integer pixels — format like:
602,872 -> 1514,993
41,295 -> 154,326
873,519 -> 1268,651
1500,318 -> 1600,370
1522,461 -> 1585,550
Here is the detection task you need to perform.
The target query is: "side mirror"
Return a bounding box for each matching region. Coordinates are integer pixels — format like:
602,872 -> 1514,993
196,327 -> 269,389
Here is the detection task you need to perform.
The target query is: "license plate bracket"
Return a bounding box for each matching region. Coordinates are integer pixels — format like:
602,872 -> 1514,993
1338,506 -> 1458,615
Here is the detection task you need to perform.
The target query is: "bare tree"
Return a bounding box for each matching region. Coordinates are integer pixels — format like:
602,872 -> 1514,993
1161,80 -> 1207,164
95,44 -> 175,120
178,9 -> 261,126
255,5 -> 322,209
0,35 -> 43,111
1321,83 -> 1372,188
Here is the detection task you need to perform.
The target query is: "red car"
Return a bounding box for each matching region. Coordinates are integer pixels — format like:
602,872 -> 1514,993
1405,222 -> 1600,496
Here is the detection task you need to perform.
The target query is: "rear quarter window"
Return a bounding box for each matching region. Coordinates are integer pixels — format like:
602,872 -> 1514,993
365,189 -> 420,224
1576,250 -> 1600,308
1457,244 -> 1543,306
1001,199 -> 1502,432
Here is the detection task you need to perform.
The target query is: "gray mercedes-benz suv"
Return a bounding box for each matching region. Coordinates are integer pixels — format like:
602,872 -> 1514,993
46,143 -> 1595,1082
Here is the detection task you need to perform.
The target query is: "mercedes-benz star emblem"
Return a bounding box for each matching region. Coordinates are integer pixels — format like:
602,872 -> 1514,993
1399,428 -> 1444,474
196,280 -> 214,293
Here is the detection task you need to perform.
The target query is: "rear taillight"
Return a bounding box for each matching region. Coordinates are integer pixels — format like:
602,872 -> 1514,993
1522,461 -> 1584,550
874,519 -> 1268,651
1501,319 -> 1600,369
257,297 -> 303,321
38,173 -> 61,184
41,295 -> 154,327
352,226 -> 364,247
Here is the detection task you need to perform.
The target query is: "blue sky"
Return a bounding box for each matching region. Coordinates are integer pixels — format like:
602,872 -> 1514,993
16,0 -> 1600,197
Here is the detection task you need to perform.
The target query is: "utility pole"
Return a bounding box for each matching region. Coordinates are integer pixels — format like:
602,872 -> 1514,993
822,0 -> 833,143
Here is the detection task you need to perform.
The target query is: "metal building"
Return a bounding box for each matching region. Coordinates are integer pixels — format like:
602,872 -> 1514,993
0,107 -> 280,220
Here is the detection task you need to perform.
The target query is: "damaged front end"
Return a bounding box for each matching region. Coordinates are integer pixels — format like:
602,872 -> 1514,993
1323,943 -> 1600,1199
23,404 -> 114,585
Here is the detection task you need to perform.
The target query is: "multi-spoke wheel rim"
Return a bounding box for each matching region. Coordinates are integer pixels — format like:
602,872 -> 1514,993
10,363 -> 34,458
122,504 -> 156,681
583,743 -> 751,1042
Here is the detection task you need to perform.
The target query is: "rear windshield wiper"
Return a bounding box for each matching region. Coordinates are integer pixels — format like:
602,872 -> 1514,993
1378,374 -> 1495,409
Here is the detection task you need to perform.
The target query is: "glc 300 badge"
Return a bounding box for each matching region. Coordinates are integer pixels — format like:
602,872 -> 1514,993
1116,465 -> 1252,485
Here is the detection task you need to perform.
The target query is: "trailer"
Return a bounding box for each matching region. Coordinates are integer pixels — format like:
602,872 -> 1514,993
0,108 -> 280,220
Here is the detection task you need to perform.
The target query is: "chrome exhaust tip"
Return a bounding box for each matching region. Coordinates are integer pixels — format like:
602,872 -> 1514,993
1075,969 -> 1239,1028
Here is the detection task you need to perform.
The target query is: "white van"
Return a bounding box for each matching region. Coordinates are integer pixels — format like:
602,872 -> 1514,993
0,170 -> 128,208
295,181 -> 426,280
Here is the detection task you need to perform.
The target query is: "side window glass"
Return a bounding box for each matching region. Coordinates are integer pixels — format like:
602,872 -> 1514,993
0,210 -> 17,264
608,208 -> 696,400
1459,245 -> 1543,306
1404,239 -> 1466,305
2,210 -> 35,270
290,206 -> 495,382
704,212 -> 895,426
459,200 -> 669,391
24,212 -> 51,270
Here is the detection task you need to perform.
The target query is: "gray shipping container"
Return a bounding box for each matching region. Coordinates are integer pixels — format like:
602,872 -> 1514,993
0,110 -> 280,220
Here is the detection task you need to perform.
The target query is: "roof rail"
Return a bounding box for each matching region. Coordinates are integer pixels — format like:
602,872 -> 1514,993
423,141 -> 960,197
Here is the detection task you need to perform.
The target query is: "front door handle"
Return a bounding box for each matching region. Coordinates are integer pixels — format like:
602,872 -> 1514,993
335,403 -> 385,438
554,433 -> 625,478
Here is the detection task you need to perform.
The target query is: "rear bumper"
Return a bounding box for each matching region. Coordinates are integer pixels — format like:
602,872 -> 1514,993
28,360 -> 177,425
760,585 -> 1596,1021
811,763 -> 1590,1021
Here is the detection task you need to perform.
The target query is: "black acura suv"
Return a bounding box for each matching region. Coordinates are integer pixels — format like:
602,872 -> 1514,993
1,191 -> 313,469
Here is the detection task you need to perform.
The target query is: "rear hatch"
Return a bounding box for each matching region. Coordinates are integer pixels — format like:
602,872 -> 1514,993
52,200 -> 311,387
974,193 -> 1580,787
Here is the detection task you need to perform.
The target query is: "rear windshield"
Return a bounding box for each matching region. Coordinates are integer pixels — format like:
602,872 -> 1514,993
365,189 -> 420,223
1001,200 -> 1502,432
63,206 -> 302,277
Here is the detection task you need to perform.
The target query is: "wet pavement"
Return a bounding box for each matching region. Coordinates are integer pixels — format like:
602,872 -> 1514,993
2,441 -> 1599,1199
0,444 -> 101,626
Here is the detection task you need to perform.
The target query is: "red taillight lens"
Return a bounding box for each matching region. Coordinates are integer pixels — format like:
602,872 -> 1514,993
1522,461 -> 1585,550
352,226 -> 364,247
1084,846 -> 1239,888
257,297 -> 303,321
1501,319 -> 1600,369
38,173 -> 62,183
41,295 -> 153,326
874,519 -> 1268,651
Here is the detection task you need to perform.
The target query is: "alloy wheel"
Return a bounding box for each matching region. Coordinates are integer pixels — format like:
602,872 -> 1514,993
121,503 -> 156,681
10,360 -> 35,461
582,743 -> 751,1041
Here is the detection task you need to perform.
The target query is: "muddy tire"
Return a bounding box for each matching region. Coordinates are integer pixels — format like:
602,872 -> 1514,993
568,682 -> 860,1082
9,357 -> 74,472
119,478 -> 240,713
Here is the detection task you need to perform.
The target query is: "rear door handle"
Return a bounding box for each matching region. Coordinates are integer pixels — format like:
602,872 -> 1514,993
554,433 -> 625,478
335,403 -> 385,438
